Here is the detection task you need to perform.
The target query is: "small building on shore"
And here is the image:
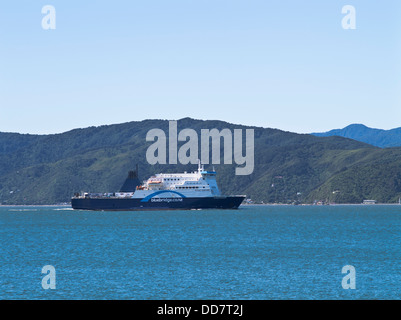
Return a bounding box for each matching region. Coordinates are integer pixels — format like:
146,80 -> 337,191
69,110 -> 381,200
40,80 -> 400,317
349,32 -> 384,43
363,200 -> 376,205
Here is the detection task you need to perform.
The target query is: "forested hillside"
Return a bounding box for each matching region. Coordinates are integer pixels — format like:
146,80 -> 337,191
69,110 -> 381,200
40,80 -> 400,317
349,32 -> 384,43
1,118 -> 401,204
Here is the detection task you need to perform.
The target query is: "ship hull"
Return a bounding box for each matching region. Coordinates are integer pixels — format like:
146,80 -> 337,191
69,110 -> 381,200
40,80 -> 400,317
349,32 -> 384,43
71,196 -> 245,211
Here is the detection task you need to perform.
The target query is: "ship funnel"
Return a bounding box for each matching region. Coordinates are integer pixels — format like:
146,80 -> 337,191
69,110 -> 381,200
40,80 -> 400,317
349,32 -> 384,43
119,165 -> 141,192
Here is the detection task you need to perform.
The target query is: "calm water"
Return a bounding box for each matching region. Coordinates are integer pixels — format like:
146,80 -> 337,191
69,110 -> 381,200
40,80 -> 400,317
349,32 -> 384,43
0,205 -> 400,300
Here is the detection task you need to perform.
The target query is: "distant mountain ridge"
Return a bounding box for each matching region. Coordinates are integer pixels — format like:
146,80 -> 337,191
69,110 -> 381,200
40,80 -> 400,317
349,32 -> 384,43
312,124 -> 401,148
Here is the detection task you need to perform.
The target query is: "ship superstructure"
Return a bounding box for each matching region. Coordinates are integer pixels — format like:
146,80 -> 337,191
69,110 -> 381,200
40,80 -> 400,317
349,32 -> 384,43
135,163 -> 220,197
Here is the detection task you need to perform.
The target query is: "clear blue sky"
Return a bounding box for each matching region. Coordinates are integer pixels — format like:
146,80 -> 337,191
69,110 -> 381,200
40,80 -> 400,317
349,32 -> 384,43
0,0 -> 400,134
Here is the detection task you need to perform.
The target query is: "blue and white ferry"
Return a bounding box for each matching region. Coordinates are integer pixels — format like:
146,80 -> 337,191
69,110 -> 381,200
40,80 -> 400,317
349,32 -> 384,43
71,162 -> 245,211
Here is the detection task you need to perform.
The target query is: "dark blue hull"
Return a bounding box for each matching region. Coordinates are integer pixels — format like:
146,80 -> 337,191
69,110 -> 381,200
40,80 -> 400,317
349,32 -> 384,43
71,196 -> 245,211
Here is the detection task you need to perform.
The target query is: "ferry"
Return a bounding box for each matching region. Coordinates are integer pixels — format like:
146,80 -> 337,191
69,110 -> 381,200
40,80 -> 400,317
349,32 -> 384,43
71,162 -> 245,211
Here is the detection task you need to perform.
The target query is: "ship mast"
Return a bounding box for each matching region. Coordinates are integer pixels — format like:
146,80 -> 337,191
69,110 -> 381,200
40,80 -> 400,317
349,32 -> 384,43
197,159 -> 204,173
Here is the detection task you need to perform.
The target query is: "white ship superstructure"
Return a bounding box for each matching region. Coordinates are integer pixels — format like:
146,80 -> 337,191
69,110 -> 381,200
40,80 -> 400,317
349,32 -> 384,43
133,162 -> 220,199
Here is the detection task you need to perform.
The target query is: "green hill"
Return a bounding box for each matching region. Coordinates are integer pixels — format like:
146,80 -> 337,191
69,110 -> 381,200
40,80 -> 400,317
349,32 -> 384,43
1,118 -> 401,205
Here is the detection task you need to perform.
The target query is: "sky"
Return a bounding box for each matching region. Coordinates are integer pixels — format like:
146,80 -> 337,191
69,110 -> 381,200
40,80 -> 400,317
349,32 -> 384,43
0,0 -> 400,134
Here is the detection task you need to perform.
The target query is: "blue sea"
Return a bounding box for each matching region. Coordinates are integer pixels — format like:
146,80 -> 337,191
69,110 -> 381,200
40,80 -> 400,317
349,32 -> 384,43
0,205 -> 400,300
